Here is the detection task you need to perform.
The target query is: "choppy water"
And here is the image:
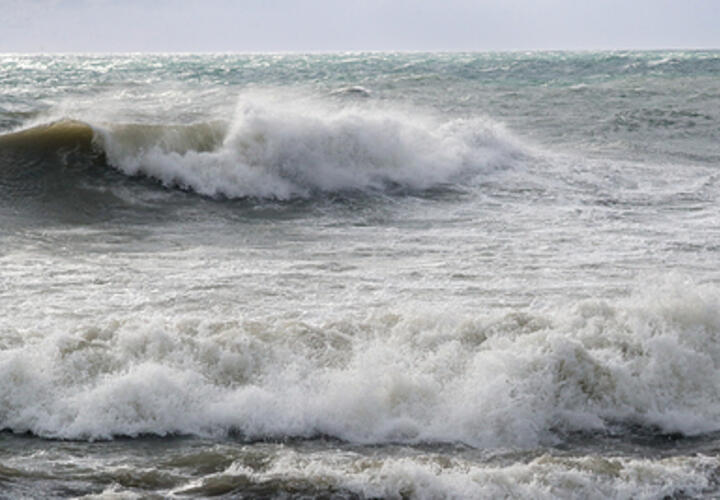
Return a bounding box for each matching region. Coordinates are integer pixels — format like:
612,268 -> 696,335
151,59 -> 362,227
1,51 -> 720,498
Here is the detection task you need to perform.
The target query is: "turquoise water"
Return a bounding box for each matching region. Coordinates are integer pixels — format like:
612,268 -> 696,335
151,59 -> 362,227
1,51 -> 720,498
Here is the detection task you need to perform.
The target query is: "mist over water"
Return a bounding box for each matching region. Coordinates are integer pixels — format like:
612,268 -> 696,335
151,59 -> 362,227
2,51 -> 720,498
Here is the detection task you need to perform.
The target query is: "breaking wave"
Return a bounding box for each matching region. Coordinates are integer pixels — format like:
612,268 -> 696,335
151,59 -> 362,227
2,278 -> 720,445
0,99 -> 527,200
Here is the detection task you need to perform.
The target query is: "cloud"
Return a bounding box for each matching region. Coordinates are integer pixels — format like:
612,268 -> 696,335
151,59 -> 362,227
1,0 -> 719,53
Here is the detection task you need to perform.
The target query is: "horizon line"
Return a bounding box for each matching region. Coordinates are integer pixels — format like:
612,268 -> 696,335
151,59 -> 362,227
2,46 -> 719,56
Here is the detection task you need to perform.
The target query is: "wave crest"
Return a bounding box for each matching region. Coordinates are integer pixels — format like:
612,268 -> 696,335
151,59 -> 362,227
98,100 -> 525,199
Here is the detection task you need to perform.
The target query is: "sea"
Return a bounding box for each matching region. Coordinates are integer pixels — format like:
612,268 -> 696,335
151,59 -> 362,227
1,51 -> 720,499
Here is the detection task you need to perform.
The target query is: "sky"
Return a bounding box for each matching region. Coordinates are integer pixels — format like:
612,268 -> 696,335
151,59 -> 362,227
2,0 -> 719,53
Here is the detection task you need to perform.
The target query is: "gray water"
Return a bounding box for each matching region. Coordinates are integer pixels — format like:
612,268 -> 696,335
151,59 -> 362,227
1,51 -> 720,498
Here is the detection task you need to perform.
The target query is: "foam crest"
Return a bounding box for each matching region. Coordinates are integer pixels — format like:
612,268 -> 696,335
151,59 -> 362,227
3,278 -> 720,444
98,96 -> 525,199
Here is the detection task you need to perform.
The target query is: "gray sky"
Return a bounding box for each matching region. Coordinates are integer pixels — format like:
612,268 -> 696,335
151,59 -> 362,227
2,0 -> 719,53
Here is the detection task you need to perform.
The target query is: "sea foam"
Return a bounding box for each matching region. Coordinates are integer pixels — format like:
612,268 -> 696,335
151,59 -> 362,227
2,278 -> 720,445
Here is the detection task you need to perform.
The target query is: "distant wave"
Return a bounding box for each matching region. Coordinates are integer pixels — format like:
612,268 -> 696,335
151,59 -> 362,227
0,100 -> 528,200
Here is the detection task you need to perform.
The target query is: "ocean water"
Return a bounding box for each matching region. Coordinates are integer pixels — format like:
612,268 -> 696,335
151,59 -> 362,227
1,51 -> 720,498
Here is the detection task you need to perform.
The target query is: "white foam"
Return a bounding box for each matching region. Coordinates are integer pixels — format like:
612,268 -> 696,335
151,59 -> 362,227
2,277 -> 720,445
187,451 -> 714,500
94,93 -> 526,199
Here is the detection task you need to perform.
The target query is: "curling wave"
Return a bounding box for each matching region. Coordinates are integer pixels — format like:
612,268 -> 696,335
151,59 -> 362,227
0,119 -> 96,153
1,100 -> 528,200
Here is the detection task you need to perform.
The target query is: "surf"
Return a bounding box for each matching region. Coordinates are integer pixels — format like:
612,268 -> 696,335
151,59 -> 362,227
2,277 -> 720,445
1,98 -> 529,201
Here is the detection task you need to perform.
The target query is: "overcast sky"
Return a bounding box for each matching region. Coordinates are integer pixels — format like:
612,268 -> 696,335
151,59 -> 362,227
2,0 -> 719,53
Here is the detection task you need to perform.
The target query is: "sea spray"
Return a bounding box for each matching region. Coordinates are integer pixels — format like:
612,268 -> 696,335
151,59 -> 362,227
98,96 -> 527,198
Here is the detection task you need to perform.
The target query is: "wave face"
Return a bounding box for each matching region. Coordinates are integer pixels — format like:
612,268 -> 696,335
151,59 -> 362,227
0,120 -> 95,153
2,279 -> 720,444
